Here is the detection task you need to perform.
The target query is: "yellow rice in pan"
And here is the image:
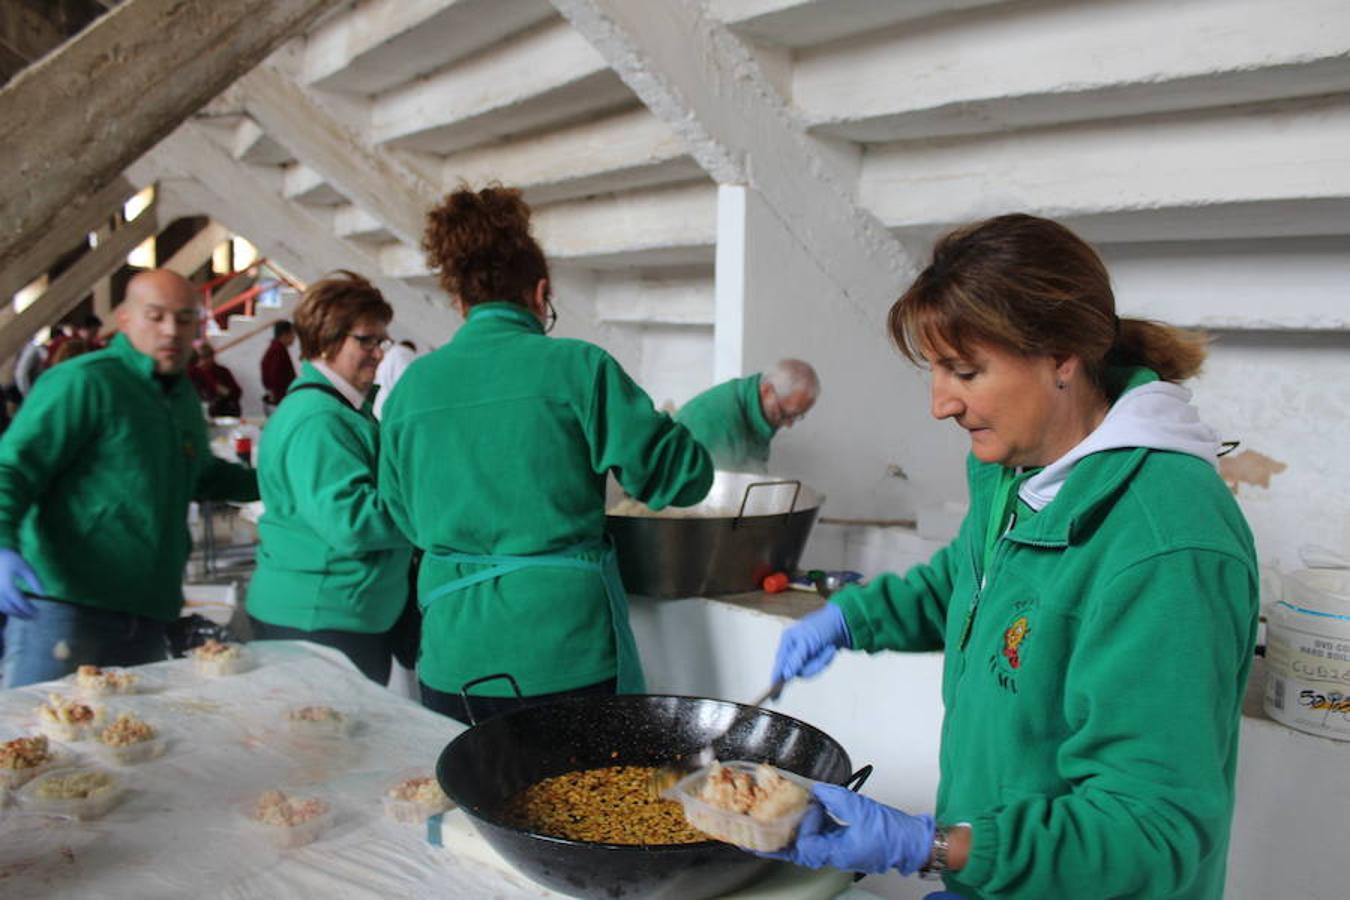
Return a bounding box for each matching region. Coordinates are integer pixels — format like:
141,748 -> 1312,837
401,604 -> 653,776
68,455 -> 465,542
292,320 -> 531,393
499,765 -> 705,845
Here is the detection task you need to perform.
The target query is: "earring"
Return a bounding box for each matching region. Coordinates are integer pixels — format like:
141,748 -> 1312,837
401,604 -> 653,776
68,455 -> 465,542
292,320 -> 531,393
1056,380 -> 1067,390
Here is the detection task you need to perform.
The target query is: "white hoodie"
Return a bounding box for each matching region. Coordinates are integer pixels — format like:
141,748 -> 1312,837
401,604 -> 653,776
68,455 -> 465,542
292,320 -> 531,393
1018,380 -> 1221,512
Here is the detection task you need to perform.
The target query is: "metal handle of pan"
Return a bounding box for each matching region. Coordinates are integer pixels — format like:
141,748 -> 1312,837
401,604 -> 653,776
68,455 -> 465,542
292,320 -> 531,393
843,764 -> 873,793
734,480 -> 803,529
458,672 -> 524,727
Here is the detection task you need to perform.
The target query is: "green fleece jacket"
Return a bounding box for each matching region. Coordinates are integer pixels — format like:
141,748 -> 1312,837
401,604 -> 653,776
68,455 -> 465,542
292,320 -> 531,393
0,334 -> 258,621
833,389 -> 1258,898
675,374 -> 776,472
247,363 -> 411,634
379,302 -> 712,696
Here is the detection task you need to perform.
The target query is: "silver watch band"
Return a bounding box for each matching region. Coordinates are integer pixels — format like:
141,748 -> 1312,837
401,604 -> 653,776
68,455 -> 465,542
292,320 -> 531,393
919,824 -> 952,881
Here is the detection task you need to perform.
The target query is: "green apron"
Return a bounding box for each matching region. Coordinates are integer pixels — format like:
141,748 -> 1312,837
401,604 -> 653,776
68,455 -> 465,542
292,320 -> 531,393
419,537 -> 646,694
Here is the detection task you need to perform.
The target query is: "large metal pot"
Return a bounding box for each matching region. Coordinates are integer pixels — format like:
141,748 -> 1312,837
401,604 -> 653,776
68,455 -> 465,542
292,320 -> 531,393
606,471 -> 824,597
436,693 -> 868,899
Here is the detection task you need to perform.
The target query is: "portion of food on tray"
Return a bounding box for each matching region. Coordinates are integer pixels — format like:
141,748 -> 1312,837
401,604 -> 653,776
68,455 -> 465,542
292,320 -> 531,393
383,775 -> 453,823
75,665 -> 139,695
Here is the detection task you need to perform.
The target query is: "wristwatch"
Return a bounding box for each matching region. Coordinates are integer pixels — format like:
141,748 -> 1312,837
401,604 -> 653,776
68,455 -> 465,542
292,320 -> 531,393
919,824 -> 953,881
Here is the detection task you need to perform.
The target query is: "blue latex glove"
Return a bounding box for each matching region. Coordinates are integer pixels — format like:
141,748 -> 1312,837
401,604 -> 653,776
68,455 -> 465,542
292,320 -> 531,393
770,602 -> 851,685
0,548 -> 42,619
762,783 -> 935,876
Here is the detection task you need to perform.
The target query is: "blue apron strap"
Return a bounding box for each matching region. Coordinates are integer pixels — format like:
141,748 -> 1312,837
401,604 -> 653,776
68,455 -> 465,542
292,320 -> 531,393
422,538 -> 646,693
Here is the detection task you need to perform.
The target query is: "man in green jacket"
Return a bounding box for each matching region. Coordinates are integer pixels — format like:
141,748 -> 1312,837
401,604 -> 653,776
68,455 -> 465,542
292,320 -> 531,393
675,358 -> 819,471
0,269 -> 258,687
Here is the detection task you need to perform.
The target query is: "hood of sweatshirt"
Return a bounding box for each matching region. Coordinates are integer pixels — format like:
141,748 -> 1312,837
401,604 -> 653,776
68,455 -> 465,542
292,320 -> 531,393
1018,374 -> 1220,512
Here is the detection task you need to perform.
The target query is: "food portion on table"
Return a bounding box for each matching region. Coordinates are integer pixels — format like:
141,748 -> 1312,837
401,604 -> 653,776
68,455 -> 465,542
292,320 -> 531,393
383,775 -> 453,823
0,734 -> 54,788
499,765 -> 707,845
35,693 -> 103,740
75,665 -> 140,695
20,767 -> 125,819
284,705 -> 352,738
247,789 -> 333,848
95,712 -> 165,765
190,639 -> 251,676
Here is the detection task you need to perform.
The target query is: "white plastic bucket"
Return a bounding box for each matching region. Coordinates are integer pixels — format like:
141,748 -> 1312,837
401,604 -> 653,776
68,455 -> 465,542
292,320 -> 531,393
1263,567 -> 1350,741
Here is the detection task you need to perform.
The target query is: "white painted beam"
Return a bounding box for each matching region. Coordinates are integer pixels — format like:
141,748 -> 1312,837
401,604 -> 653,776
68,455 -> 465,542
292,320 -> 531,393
551,0 -> 914,311
0,198 -> 158,364
0,176 -> 134,304
795,0 -> 1350,142
237,65 -> 436,248
593,271 -> 715,325
333,205 -> 395,244
370,18 -> 631,153
282,163 -> 347,207
303,0 -> 554,95
162,221 -> 230,278
442,105 -> 703,206
232,118 -> 294,166
860,95 -> 1350,243
710,0 -> 1011,48
0,0 -> 342,274
127,123 -> 439,318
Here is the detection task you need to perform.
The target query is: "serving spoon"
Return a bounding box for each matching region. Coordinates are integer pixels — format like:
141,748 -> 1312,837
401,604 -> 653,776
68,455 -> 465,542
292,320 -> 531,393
649,680 -> 785,798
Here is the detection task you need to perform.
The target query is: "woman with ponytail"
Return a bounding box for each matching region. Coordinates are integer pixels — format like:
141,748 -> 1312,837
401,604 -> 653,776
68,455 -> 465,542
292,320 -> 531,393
764,215 -> 1258,899
378,184 -> 712,724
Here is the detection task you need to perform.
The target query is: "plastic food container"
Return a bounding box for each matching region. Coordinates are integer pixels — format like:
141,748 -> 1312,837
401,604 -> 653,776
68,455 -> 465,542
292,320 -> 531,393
243,792 -> 334,849
18,767 -> 126,820
284,707 -> 354,739
191,644 -> 253,677
663,761 -> 814,852
91,733 -> 167,766
73,667 -> 143,697
35,700 -> 105,742
1264,567 -> 1350,741
0,736 -> 61,790
382,777 -> 453,824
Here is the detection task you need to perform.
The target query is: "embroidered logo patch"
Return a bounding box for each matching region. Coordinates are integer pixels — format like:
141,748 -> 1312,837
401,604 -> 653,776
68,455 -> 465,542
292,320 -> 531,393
987,612 -> 1032,694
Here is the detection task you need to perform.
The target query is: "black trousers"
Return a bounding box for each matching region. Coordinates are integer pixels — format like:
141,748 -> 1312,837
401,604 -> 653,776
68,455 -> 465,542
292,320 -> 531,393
419,677 -> 618,726
249,617 -> 393,685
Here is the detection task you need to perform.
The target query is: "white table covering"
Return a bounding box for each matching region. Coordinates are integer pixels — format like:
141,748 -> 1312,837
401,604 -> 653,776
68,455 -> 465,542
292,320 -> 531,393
0,642 -> 874,899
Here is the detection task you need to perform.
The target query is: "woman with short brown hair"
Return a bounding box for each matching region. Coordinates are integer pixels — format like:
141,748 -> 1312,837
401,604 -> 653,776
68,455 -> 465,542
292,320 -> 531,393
247,271 -> 411,683
766,214 -> 1257,898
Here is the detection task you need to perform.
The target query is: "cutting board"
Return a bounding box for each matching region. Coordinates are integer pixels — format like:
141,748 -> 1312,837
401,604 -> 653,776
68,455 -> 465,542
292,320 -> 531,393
431,808 -> 858,899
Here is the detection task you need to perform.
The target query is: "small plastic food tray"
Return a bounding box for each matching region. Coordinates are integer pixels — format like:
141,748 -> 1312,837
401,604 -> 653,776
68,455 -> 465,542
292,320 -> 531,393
17,767 -> 126,820
243,796 -> 334,849
382,778 -> 453,824
36,706 -> 105,742
191,646 -> 253,677
284,709 -> 354,739
90,734 -> 167,766
0,749 -> 61,790
663,760 -> 814,852
73,669 -> 144,697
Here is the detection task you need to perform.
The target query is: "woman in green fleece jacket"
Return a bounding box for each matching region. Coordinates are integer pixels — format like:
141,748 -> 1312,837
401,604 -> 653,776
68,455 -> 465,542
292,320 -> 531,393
767,215 -> 1258,899
247,272 -> 411,684
380,185 -> 712,724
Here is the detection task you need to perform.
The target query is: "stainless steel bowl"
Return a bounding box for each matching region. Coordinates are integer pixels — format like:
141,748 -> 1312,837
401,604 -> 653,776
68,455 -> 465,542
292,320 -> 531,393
605,471 -> 824,598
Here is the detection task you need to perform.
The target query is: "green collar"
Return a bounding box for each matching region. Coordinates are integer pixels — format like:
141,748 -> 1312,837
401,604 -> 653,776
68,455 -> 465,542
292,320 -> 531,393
107,332 -> 158,380
743,374 -> 777,441
464,301 -> 544,334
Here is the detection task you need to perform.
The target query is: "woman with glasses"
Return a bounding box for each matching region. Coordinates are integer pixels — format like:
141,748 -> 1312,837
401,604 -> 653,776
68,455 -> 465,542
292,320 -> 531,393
246,271 -> 412,683
379,184 -> 712,724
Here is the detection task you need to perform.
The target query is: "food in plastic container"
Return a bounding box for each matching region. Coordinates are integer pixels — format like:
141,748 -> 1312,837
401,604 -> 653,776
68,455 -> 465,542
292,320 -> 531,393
190,639 -> 252,676
246,790 -> 333,848
663,760 -> 813,852
284,705 -> 353,738
74,664 -> 139,696
383,776 -> 453,823
35,694 -> 104,741
0,734 -> 56,789
18,767 -> 125,820
92,713 -> 165,765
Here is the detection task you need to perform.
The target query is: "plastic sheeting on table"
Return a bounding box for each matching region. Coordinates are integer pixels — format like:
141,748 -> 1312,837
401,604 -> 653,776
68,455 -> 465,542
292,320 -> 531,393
0,641 -> 879,899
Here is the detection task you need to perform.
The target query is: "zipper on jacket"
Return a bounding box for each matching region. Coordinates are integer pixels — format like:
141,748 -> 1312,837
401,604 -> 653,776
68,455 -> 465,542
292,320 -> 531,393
959,511 -> 1016,651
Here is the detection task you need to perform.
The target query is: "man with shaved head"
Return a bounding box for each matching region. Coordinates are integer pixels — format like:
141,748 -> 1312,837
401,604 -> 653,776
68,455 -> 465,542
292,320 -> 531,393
676,358 -> 821,472
0,269 -> 258,686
